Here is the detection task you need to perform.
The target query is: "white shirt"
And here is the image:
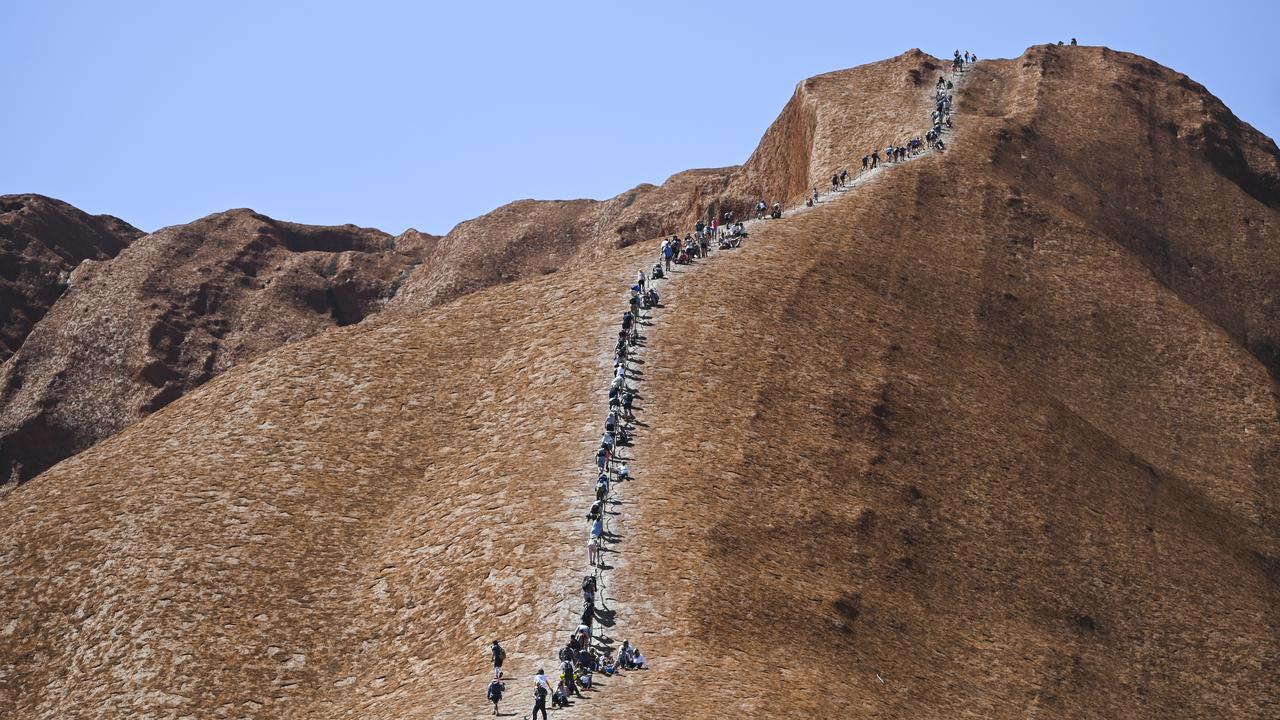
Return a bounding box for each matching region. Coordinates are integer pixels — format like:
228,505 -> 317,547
535,673 -> 550,691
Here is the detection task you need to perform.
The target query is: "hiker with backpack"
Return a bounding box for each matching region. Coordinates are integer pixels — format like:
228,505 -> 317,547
491,640 -> 506,672
487,671 -> 505,716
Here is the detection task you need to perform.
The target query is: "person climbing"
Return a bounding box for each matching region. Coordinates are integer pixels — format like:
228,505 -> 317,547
491,640 -> 506,672
756,199 -> 766,219
587,499 -> 602,522
561,658 -> 581,698
811,188 -> 819,205
591,514 -> 604,540
1070,38 -> 1077,46
532,669 -> 551,719
487,671 -> 505,716
771,202 -> 782,219
861,154 -> 869,172
587,533 -> 601,567
870,149 -> 879,169
622,387 -> 636,419
831,173 -> 839,191
595,474 -> 609,502
552,679 -> 571,708
840,169 -> 849,186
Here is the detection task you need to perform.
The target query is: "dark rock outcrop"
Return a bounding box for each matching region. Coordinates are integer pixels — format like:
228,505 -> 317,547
0,194 -> 141,361
0,210 -> 435,484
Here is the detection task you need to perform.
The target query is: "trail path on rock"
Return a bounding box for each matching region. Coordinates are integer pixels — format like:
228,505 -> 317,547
533,59 -> 973,719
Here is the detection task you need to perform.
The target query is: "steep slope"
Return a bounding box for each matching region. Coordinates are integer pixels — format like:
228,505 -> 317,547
388,49 -> 945,310
0,194 -> 141,361
0,211 -> 435,485
1,45 -> 1277,720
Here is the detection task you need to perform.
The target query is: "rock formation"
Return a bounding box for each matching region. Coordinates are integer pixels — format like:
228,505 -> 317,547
0,194 -> 140,361
0,46 -> 1276,719
0,210 -> 435,484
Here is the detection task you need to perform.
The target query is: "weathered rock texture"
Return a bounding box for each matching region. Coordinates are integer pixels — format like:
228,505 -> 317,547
0,194 -> 140,361
0,46 -> 1277,719
0,210 -> 434,484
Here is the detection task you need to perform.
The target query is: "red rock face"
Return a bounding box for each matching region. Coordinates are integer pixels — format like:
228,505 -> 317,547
0,45 -> 1277,718
0,194 -> 141,361
0,209 -> 435,484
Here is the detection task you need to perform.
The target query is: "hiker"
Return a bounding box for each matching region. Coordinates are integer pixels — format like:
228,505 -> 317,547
622,388 -> 636,418
601,650 -> 617,675
756,199 -> 766,219
699,232 -> 709,258
618,463 -> 630,480
840,169 -> 849,186
632,647 -> 646,669
1070,38 -> 1077,46
861,154 -> 869,172
651,262 -> 663,280
587,499 -> 602,522
662,239 -> 674,270
619,640 -> 634,669
831,173 -> 839,190
591,515 -> 604,540
561,658 -> 581,698
487,671 -> 505,716
870,150 -> 879,169
532,669 -> 551,719
552,680 -> 571,708
491,640 -> 506,672
580,600 -> 595,627
595,475 -> 609,502
771,202 -> 782,219
588,533 -> 601,567
582,574 -> 596,605
811,188 -> 819,205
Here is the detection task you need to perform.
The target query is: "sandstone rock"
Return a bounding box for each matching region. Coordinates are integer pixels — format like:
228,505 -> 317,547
0,194 -> 140,361
0,210 -> 435,484
1,46 -> 1277,720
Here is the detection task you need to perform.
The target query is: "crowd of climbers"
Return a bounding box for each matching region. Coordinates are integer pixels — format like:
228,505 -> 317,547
484,50 -> 972,718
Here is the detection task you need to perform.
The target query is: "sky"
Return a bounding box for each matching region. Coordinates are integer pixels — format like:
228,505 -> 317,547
3,1 -> 1277,235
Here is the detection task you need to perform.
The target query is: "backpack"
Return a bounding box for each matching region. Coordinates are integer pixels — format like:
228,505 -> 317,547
582,575 -> 596,592
535,684 -> 547,700
487,681 -> 502,701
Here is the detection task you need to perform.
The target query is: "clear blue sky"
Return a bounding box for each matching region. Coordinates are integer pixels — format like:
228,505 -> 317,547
3,1 -> 1277,235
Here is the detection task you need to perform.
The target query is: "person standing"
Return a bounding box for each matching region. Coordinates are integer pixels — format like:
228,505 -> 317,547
532,669 -> 551,719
